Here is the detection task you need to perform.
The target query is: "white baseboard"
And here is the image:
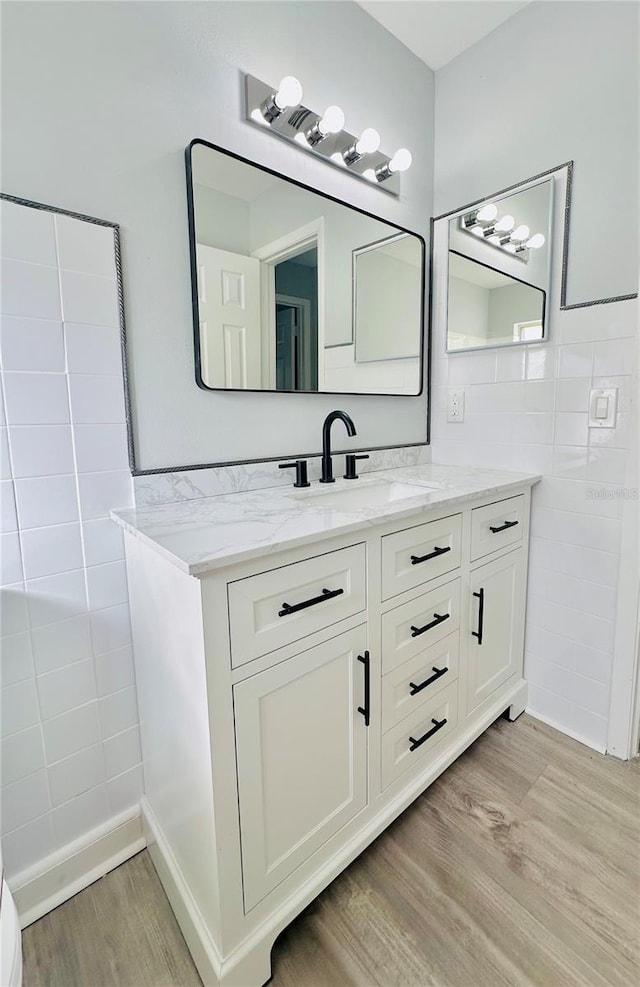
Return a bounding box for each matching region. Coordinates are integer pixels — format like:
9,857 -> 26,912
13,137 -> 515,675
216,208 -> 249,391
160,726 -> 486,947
526,707 -> 607,755
9,806 -> 146,929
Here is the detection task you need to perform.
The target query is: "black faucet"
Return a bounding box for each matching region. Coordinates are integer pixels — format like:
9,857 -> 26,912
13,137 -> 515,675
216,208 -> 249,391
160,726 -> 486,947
320,410 -> 356,483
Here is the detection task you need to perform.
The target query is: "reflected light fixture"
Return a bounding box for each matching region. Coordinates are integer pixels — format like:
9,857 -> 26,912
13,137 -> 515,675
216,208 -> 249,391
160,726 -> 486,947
460,202 -> 546,262
245,73 -> 410,195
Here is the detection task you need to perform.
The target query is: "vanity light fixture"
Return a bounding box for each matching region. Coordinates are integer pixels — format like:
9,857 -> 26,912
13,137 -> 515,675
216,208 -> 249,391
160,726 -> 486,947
244,73 -> 410,195
461,205 -> 545,262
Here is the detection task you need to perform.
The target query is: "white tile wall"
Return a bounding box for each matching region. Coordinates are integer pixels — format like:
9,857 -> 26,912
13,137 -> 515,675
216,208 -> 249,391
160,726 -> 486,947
0,199 -> 141,882
431,207 -> 638,752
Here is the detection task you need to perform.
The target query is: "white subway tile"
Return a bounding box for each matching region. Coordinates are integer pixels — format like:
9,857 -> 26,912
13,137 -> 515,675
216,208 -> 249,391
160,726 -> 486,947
1,201 -> 57,267
556,377 -> 591,413
0,724 -> 45,786
0,583 -> 29,636
73,424 -> 129,473
529,536 -> 620,588
468,350 -> 497,384
43,701 -> 101,765
82,518 -> 124,566
0,481 -> 17,532
554,412 -> 589,446
589,412 -> 633,451
495,347 -> 526,382
31,614 -> 93,675
525,345 -> 557,380
36,657 -> 96,721
55,216 -> 116,278
575,645 -> 612,685
557,342 -> 593,379
536,477 -> 623,519
523,380 -> 555,413
0,428 -> 11,481
587,447 -> 629,485
106,763 -> 143,816
591,375 -> 633,414
552,445 -> 588,480
528,684 -> 608,752
94,646 -> 135,697
99,685 -> 138,739
0,676 -> 39,738
0,769 -> 50,835
103,726 -> 141,780
60,270 -> 118,327
9,425 -> 74,478
52,784 -> 109,847
77,471 -> 133,520
26,568 -> 88,628
0,259 -> 61,321
69,375 -> 125,425
65,322 -> 123,376
446,354 -> 470,385
14,474 -> 79,529
1,532 -> 23,585
90,602 -> 131,656
570,673 -> 610,717
48,742 -> 105,806
0,630 -> 34,686
530,506 -> 621,555
527,595 -> 615,653
3,372 -> 69,426
86,561 -> 128,612
0,317 -> 65,372
525,625 -> 576,669
21,522 -> 83,581
518,444 -> 554,475
534,568 -> 617,621
0,812 -> 55,880
593,338 -> 636,378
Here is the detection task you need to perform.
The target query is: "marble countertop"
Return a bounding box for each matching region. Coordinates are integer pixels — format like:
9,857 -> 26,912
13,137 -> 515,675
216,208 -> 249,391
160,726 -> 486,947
112,463 -> 540,576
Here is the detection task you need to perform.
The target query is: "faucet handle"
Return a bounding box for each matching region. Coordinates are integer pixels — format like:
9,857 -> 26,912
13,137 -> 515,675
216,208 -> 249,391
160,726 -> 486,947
344,454 -> 369,480
279,460 -> 311,488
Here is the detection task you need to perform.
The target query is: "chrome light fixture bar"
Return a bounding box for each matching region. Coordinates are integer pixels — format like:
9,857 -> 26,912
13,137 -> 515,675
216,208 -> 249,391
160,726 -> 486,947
460,202 -> 545,262
245,74 -> 411,196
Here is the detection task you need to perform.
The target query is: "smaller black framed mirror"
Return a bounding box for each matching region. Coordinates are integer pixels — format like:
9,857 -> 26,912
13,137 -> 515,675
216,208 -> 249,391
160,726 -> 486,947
186,139 -> 426,396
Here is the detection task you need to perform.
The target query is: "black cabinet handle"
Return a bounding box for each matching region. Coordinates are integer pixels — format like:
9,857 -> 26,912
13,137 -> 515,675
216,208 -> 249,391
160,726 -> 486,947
410,612 -> 450,638
410,545 -> 451,566
472,588 -> 484,645
409,717 -> 447,751
489,519 -> 519,534
357,651 -> 370,726
409,666 -> 448,696
278,587 -> 344,617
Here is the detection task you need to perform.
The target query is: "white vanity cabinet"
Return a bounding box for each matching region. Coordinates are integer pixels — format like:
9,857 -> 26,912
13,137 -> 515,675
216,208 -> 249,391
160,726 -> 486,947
117,468 -> 537,987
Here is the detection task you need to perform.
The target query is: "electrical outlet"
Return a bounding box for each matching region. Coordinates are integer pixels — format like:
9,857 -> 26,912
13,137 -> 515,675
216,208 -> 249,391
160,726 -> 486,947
447,389 -> 465,423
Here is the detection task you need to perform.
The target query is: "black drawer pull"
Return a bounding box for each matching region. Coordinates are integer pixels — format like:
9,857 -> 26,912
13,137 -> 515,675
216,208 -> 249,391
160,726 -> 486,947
357,651 -> 370,727
278,586 -> 344,617
489,519 -> 519,534
409,717 -> 448,751
472,587 -> 484,645
409,666 -> 448,696
410,545 -> 451,566
410,612 -> 450,638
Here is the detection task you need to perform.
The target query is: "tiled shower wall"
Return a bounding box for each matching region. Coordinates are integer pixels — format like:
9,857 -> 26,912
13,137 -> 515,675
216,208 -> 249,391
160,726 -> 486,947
431,212 -> 638,752
0,199 -> 142,882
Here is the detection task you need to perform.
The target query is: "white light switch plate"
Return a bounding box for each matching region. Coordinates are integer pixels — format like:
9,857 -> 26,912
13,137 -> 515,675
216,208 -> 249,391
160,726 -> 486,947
447,389 -> 465,423
588,387 -> 617,428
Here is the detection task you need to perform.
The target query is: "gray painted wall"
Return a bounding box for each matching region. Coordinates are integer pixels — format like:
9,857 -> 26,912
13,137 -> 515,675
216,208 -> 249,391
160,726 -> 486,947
435,1 -> 638,303
1,1 -> 434,470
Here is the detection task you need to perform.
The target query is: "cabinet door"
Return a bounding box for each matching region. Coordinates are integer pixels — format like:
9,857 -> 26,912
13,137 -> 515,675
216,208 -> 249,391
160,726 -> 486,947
466,550 -> 525,715
234,626 -> 368,911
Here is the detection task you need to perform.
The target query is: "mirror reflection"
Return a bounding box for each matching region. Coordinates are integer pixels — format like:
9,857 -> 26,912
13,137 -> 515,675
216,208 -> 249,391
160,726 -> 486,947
446,177 -> 553,352
188,141 -> 424,395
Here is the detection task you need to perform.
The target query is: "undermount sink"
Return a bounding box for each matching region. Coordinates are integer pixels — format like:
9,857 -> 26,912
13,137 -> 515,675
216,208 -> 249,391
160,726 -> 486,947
296,478 -> 440,511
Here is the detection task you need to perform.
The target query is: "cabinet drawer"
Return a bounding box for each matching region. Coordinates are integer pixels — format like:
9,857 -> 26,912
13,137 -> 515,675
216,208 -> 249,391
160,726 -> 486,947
381,514 -> 462,601
228,544 -> 366,667
381,631 -> 459,732
471,495 -> 524,561
382,682 -> 458,790
381,578 -> 460,674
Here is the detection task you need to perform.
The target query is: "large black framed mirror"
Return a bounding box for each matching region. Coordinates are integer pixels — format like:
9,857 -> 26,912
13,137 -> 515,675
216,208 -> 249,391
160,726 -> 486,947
186,140 -> 426,396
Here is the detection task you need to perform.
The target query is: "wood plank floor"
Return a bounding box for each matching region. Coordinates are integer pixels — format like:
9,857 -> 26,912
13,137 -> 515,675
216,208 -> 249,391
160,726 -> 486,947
22,714 -> 640,987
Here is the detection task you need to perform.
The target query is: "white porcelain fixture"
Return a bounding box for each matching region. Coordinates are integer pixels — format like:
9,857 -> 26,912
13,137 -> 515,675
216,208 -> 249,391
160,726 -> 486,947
113,463 -> 539,987
0,846 -> 23,987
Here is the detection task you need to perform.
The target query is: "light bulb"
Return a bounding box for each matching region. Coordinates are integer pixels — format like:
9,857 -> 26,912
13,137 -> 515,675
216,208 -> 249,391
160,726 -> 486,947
487,235 -> 500,245
472,227 -> 485,237
274,76 -> 303,110
477,203 -> 498,222
318,105 -> 345,136
355,128 -> 380,155
363,168 -> 377,183
389,148 -> 412,173
294,132 -> 308,145
527,233 -> 545,249
511,224 -> 530,242
503,243 -> 517,253
495,214 -> 515,233
330,152 -> 346,166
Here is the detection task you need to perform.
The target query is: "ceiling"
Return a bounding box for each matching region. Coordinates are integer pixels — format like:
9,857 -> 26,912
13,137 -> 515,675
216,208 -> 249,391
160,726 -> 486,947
356,1 -> 530,71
